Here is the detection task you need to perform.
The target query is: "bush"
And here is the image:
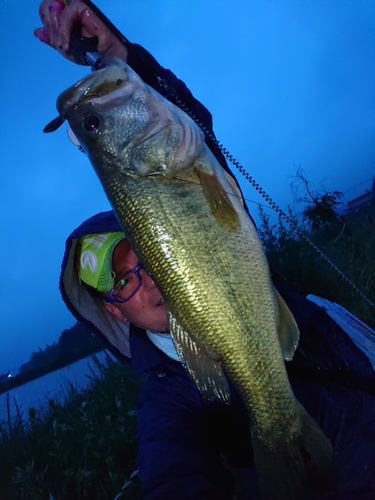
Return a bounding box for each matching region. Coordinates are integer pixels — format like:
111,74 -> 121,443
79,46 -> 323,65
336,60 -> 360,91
258,194 -> 375,329
0,354 -> 141,500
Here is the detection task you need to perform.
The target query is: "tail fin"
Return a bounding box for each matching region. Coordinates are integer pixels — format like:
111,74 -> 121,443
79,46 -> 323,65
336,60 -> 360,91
252,408 -> 336,500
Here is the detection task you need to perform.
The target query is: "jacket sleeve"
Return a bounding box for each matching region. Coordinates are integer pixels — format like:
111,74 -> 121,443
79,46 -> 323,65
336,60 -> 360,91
136,370 -> 235,500
129,327 -> 254,500
277,281 -> 375,495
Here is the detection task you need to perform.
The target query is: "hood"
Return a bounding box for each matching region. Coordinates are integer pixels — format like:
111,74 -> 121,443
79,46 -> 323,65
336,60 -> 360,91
60,210 -> 131,361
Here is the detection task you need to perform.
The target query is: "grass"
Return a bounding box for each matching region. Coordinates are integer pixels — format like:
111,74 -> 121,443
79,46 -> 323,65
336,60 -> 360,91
0,354 -> 141,500
258,203 -> 375,330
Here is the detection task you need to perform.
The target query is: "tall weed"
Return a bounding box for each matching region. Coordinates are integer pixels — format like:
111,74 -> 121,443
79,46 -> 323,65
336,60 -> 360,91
258,203 -> 375,329
0,354 -> 141,500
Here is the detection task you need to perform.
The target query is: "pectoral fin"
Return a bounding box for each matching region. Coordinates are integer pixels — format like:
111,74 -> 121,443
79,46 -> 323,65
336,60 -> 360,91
195,168 -> 240,232
168,312 -> 231,404
275,288 -> 300,361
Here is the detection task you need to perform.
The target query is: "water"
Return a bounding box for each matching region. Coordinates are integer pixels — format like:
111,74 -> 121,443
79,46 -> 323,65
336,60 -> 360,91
0,351 -> 110,422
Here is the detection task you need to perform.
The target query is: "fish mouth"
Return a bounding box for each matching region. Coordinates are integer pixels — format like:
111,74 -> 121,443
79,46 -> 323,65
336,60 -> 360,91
59,58 -> 131,114
44,57 -> 134,133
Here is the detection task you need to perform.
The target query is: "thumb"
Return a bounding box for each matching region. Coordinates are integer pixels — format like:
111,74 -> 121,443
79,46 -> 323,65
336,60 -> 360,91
34,27 -> 54,48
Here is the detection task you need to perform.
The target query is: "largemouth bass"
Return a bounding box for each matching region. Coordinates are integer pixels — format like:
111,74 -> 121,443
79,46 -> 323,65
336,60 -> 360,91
49,57 -> 334,499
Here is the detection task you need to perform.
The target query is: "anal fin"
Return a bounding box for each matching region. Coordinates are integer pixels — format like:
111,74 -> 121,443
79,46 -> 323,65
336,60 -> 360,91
168,312 -> 231,404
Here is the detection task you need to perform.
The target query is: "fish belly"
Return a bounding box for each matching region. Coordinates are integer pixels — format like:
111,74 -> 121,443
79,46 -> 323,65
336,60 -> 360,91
108,174 -> 294,426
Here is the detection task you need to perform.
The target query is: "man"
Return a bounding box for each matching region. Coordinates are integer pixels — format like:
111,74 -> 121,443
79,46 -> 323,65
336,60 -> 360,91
37,1 -> 375,498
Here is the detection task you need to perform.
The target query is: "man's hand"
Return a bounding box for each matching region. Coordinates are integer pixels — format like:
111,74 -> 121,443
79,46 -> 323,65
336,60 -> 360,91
34,0 -> 128,65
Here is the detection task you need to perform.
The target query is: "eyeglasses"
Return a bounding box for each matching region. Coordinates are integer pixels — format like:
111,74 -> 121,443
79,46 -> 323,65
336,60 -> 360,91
105,263 -> 144,304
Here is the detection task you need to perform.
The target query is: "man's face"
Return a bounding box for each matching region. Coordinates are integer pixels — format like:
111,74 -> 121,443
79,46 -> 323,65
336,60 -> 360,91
104,239 -> 169,332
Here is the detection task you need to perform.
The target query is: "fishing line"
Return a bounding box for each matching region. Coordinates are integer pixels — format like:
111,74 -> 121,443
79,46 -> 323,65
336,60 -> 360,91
77,0 -> 375,312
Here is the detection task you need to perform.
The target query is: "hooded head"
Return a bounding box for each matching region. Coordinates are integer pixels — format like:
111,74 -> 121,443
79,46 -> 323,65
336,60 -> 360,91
60,211 -> 132,360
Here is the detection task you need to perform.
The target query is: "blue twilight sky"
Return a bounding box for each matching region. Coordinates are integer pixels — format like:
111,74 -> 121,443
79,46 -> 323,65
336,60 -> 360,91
0,0 -> 374,373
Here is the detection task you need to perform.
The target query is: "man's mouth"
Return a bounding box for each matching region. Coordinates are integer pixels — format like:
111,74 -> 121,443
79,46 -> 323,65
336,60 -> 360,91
156,297 -> 165,306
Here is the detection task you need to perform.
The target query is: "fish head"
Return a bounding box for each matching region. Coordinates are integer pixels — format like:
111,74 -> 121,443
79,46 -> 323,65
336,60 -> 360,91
54,57 -> 205,178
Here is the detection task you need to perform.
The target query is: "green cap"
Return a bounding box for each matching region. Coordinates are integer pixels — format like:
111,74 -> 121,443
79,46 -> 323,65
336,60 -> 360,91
78,232 -> 125,292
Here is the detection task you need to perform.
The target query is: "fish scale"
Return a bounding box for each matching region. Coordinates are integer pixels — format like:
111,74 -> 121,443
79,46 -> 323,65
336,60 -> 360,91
107,175 -> 296,433
54,56 -> 336,499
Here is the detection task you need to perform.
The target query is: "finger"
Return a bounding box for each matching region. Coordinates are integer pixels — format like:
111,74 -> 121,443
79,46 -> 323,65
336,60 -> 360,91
34,27 -> 52,46
56,1 -> 90,54
48,0 -> 66,40
37,0 -> 63,49
75,8 -> 128,60
38,0 -> 54,34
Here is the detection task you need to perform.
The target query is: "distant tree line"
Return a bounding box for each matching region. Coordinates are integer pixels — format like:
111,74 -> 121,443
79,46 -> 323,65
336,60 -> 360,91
0,323 -> 103,394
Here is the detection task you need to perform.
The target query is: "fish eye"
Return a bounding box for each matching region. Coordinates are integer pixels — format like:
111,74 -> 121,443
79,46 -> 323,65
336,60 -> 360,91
84,115 -> 101,132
